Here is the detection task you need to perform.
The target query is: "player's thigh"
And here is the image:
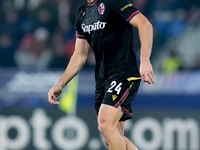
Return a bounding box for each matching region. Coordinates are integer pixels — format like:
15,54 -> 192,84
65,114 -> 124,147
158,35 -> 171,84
98,104 -> 123,126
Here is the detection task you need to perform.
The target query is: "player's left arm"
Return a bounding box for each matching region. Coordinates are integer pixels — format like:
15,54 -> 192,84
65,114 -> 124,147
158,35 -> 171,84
129,13 -> 155,85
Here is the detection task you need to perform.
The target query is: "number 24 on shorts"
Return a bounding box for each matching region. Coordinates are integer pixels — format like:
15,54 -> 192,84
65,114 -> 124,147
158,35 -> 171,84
107,81 -> 122,95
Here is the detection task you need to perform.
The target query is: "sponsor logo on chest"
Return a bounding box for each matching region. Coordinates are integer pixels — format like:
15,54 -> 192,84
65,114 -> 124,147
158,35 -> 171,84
81,21 -> 106,34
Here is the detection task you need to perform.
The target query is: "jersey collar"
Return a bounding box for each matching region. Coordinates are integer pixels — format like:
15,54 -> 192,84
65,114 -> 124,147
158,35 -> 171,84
87,0 -> 98,6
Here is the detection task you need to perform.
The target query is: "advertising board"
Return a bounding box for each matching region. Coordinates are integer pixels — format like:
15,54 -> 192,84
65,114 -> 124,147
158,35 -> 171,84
0,108 -> 200,150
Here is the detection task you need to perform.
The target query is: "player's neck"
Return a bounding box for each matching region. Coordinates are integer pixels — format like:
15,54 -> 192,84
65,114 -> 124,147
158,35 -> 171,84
87,0 -> 97,4
87,0 -> 94,3
87,0 -> 97,6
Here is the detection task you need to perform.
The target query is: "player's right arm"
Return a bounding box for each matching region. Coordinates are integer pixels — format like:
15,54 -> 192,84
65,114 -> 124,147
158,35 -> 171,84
48,38 -> 90,105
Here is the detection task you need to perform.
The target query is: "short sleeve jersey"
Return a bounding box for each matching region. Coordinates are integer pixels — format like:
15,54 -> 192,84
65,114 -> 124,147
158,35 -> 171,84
76,0 -> 141,88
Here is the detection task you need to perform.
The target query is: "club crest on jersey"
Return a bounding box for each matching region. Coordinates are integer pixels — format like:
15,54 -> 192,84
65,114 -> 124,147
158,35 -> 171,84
98,3 -> 105,15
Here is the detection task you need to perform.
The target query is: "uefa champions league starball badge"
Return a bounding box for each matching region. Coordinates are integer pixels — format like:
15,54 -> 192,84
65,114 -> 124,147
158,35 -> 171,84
98,3 -> 105,15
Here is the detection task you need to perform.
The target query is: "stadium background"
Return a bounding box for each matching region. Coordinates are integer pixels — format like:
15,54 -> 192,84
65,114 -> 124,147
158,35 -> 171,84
0,0 -> 200,150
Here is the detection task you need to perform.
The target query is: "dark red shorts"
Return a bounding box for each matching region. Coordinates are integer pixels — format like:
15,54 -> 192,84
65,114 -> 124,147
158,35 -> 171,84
95,75 -> 141,121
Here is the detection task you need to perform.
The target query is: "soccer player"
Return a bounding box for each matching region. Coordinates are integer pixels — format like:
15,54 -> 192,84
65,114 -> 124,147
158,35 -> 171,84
48,0 -> 155,149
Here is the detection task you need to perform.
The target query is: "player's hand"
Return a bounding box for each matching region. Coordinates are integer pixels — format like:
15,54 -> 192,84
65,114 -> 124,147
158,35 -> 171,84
48,86 -> 62,105
140,59 -> 155,85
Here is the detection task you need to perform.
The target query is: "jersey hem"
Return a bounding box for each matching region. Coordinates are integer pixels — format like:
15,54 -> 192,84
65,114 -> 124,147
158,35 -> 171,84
126,10 -> 140,22
127,77 -> 141,81
76,34 -> 86,39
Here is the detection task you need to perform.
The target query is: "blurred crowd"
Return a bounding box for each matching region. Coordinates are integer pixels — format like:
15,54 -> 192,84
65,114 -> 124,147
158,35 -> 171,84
0,0 -> 200,72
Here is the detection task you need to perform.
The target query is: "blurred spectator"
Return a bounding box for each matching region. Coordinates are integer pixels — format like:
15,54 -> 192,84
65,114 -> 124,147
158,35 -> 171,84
57,0 -> 71,32
0,10 -> 22,42
0,34 -> 17,67
152,8 -> 186,39
15,27 -> 53,71
167,9 -> 187,37
32,0 -> 58,33
186,6 -> 200,26
49,29 -> 69,69
65,38 -> 75,59
161,49 -> 182,73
